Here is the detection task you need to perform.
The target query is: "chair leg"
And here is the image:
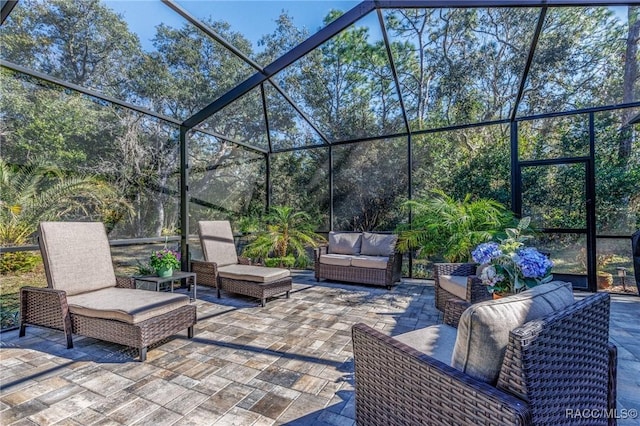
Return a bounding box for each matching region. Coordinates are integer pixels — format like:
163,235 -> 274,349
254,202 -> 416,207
188,326 -> 194,338
261,298 -> 266,307
217,288 -> 221,298
19,324 -> 26,337
139,347 -> 147,362
286,291 -> 290,299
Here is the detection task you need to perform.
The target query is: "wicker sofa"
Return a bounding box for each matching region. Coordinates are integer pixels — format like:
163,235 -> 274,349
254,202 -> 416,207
314,231 -> 402,289
20,222 -> 196,361
353,282 -> 617,426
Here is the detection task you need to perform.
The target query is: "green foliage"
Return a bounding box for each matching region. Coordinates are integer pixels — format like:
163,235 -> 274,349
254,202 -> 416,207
264,256 -> 296,268
0,252 -> 41,274
396,190 -> 515,262
242,206 -> 325,267
149,249 -> 180,270
0,159 -> 129,253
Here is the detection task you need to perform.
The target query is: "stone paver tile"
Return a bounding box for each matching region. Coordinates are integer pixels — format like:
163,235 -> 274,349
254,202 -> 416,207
163,389 -> 209,415
212,406 -> 261,425
248,392 -> 293,419
108,397 -> 162,425
275,393 -> 328,424
193,374 -> 232,395
215,363 -> 261,384
36,383 -> 84,405
134,379 -> 189,406
198,383 -> 254,415
174,407 -> 221,426
315,409 -> 356,426
80,372 -> 135,397
131,406 -> 182,426
0,399 -> 48,424
255,367 -> 302,388
291,375 -> 328,395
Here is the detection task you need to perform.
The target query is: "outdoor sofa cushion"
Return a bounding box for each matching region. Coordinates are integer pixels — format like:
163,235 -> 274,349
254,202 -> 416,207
319,254 -> 354,267
328,232 -> 362,255
452,281 -> 575,384
350,256 -> 389,270
198,221 -> 239,267
394,324 -> 457,365
66,287 -> 189,325
39,222 -> 116,296
217,264 -> 290,283
360,232 -> 397,256
438,274 -> 468,300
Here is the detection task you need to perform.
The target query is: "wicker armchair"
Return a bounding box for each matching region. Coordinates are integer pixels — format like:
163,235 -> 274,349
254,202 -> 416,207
433,262 -> 491,312
191,221 -> 291,306
353,291 -> 617,426
20,222 -> 196,361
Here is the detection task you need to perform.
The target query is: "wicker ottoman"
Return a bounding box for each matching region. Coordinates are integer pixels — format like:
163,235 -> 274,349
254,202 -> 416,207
218,276 -> 292,307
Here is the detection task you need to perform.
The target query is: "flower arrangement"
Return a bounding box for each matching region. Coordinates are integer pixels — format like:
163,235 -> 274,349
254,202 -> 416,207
471,217 -> 554,295
149,248 -> 181,271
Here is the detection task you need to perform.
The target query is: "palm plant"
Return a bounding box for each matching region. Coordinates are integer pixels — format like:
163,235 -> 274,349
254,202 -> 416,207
396,190 -> 515,263
0,159 -> 128,271
242,206 -> 325,267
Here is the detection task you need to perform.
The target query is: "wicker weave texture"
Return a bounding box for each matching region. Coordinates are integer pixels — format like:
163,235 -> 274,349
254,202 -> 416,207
433,263 -> 491,312
218,276 -> 291,307
497,292 -> 614,425
191,260 -> 218,288
352,323 -> 531,425
314,246 -> 402,288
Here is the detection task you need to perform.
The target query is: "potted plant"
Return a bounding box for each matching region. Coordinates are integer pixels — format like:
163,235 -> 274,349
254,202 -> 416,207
578,249 -> 615,290
471,217 -> 554,297
149,248 -> 180,277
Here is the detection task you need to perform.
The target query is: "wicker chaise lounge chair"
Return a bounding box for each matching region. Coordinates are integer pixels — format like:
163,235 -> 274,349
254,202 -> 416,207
191,220 -> 292,307
353,282 -> 617,426
19,222 -> 197,361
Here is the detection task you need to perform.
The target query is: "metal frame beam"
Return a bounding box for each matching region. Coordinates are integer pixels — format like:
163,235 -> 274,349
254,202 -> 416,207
183,1 -> 376,129
1,60 -> 182,126
375,0 -> 638,8
1,0 -> 18,25
511,7 -> 547,121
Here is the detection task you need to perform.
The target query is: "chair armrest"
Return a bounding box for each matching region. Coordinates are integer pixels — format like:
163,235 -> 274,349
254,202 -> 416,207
434,262 -> 477,278
314,245 -> 328,259
608,343 -> 617,426
238,256 -> 252,265
466,275 -> 492,304
352,323 -> 530,426
19,286 -> 73,348
444,299 -> 470,327
116,276 -> 136,289
191,259 -> 218,287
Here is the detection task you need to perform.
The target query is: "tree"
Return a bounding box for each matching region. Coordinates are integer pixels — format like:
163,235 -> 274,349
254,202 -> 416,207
242,206 -> 325,267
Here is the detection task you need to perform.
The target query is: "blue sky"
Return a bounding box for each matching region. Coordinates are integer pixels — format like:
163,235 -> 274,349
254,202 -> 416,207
105,0 -> 361,53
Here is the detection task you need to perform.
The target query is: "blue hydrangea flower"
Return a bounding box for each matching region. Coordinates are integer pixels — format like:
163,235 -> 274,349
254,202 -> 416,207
472,242 -> 502,264
516,247 -> 553,278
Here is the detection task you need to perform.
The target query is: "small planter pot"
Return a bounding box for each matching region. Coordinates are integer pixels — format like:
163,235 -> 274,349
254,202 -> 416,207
156,266 -> 173,278
597,272 -> 613,290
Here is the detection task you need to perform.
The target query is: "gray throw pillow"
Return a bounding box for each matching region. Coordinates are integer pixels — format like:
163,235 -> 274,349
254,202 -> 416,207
360,232 -> 397,256
328,232 -> 362,255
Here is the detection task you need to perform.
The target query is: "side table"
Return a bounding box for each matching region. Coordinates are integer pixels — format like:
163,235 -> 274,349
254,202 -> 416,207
135,271 -> 197,301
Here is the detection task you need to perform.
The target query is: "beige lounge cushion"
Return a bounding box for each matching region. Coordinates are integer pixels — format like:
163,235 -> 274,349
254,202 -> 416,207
360,232 -> 397,256
198,221 -> 238,267
66,288 -> 189,325
328,232 -> 362,255
351,256 -> 389,270
318,254 -> 353,267
452,281 -> 575,384
218,264 -> 290,283
439,274 -> 468,300
395,324 -> 457,365
38,222 -> 116,296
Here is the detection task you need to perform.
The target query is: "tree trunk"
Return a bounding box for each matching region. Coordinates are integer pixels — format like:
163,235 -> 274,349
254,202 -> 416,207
620,6 -> 640,160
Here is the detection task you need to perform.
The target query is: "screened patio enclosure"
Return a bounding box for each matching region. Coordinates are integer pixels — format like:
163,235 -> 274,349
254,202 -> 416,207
1,0 -> 639,295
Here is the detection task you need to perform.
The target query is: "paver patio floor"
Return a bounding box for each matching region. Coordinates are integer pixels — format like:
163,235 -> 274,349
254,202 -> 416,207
1,271 -> 639,425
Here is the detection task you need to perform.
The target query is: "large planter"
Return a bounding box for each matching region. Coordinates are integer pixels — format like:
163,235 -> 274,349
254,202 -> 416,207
156,266 -> 173,278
